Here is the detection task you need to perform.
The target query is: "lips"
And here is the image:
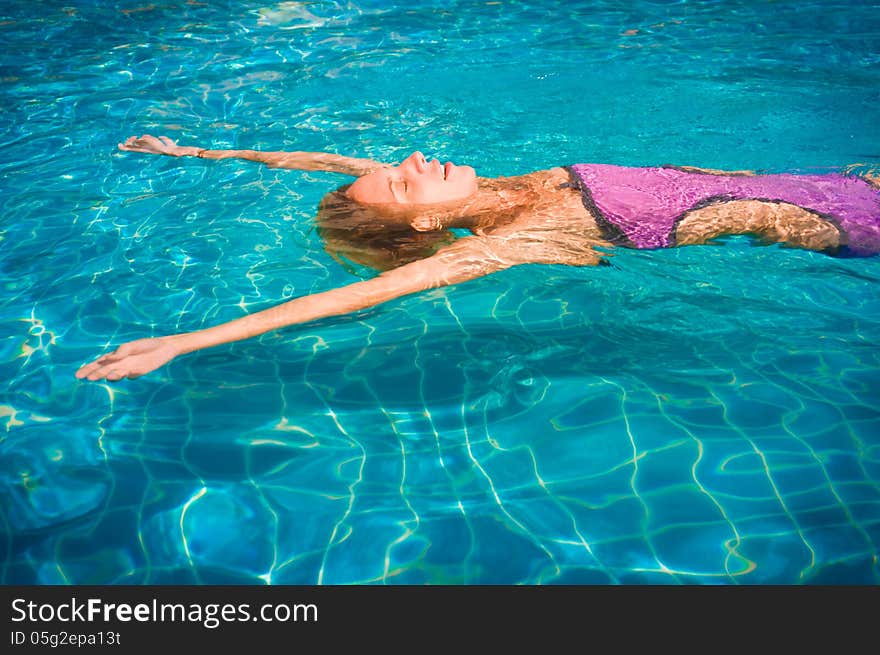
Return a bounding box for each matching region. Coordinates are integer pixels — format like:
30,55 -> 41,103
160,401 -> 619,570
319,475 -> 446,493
444,161 -> 453,180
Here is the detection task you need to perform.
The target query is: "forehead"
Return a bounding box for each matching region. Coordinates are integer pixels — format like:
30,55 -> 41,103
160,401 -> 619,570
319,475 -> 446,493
348,168 -> 395,204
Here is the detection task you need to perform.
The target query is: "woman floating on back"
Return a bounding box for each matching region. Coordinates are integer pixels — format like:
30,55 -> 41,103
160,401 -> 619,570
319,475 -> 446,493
75,134 -> 880,381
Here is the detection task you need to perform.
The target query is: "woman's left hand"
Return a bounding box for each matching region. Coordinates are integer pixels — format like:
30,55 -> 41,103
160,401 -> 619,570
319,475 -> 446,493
118,134 -> 200,157
75,336 -> 183,381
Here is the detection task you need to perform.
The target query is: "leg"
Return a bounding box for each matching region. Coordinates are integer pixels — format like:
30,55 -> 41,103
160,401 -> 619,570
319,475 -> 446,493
673,200 -> 841,251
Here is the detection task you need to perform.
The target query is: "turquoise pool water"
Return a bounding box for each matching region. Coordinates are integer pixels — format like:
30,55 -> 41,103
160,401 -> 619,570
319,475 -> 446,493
2,0 -> 879,584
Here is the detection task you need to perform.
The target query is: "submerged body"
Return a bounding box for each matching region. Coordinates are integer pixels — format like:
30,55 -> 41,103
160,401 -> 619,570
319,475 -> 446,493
565,164 -> 880,255
75,135 -> 880,381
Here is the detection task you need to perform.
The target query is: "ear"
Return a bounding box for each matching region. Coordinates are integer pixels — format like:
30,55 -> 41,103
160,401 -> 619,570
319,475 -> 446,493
410,215 -> 441,232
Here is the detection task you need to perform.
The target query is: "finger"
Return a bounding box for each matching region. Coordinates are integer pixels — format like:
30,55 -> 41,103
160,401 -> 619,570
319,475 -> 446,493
86,365 -> 117,381
158,136 -> 175,146
75,356 -> 114,378
94,344 -> 131,362
81,357 -> 115,377
75,363 -> 98,379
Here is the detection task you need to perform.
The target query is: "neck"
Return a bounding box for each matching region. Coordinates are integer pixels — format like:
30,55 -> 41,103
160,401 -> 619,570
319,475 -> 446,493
443,176 -> 536,230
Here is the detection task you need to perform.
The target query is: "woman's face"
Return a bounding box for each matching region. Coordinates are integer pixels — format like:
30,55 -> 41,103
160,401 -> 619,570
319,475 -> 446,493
346,151 -> 478,206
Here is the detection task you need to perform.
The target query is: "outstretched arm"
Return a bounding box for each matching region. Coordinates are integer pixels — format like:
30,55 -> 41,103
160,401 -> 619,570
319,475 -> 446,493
119,134 -> 387,176
75,236 -> 518,381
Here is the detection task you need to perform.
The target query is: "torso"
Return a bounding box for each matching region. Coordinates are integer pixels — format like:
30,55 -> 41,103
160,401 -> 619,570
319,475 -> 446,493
473,165 -> 809,242
504,164 -> 880,256
463,168 -> 614,267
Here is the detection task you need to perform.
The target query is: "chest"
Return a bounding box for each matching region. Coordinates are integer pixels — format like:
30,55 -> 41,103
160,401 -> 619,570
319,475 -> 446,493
484,167 -> 605,238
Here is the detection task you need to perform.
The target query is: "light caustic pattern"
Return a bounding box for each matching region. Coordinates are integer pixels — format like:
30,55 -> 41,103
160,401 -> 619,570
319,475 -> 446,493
1,1 -> 879,584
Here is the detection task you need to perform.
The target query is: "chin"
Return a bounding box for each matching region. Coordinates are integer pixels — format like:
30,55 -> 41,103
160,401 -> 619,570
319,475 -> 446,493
457,166 -> 477,187
467,170 -> 479,190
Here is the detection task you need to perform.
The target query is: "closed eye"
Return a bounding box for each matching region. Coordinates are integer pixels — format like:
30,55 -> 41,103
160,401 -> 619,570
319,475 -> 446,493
389,178 -> 408,200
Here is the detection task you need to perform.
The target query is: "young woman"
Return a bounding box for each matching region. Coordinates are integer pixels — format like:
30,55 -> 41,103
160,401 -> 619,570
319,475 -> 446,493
75,135 -> 880,381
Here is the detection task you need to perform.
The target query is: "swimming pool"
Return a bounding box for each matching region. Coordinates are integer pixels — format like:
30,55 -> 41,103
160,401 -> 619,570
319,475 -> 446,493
2,0 -> 878,584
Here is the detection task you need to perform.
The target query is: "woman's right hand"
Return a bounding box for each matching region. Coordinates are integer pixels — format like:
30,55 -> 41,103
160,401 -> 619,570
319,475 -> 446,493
75,335 -> 184,381
118,134 -> 200,157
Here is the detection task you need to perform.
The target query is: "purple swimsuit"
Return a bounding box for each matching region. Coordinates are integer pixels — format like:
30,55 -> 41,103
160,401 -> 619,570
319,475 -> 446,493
565,164 -> 880,256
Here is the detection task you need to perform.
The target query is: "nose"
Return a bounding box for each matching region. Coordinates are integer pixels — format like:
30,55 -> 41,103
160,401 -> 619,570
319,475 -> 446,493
405,151 -> 428,172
